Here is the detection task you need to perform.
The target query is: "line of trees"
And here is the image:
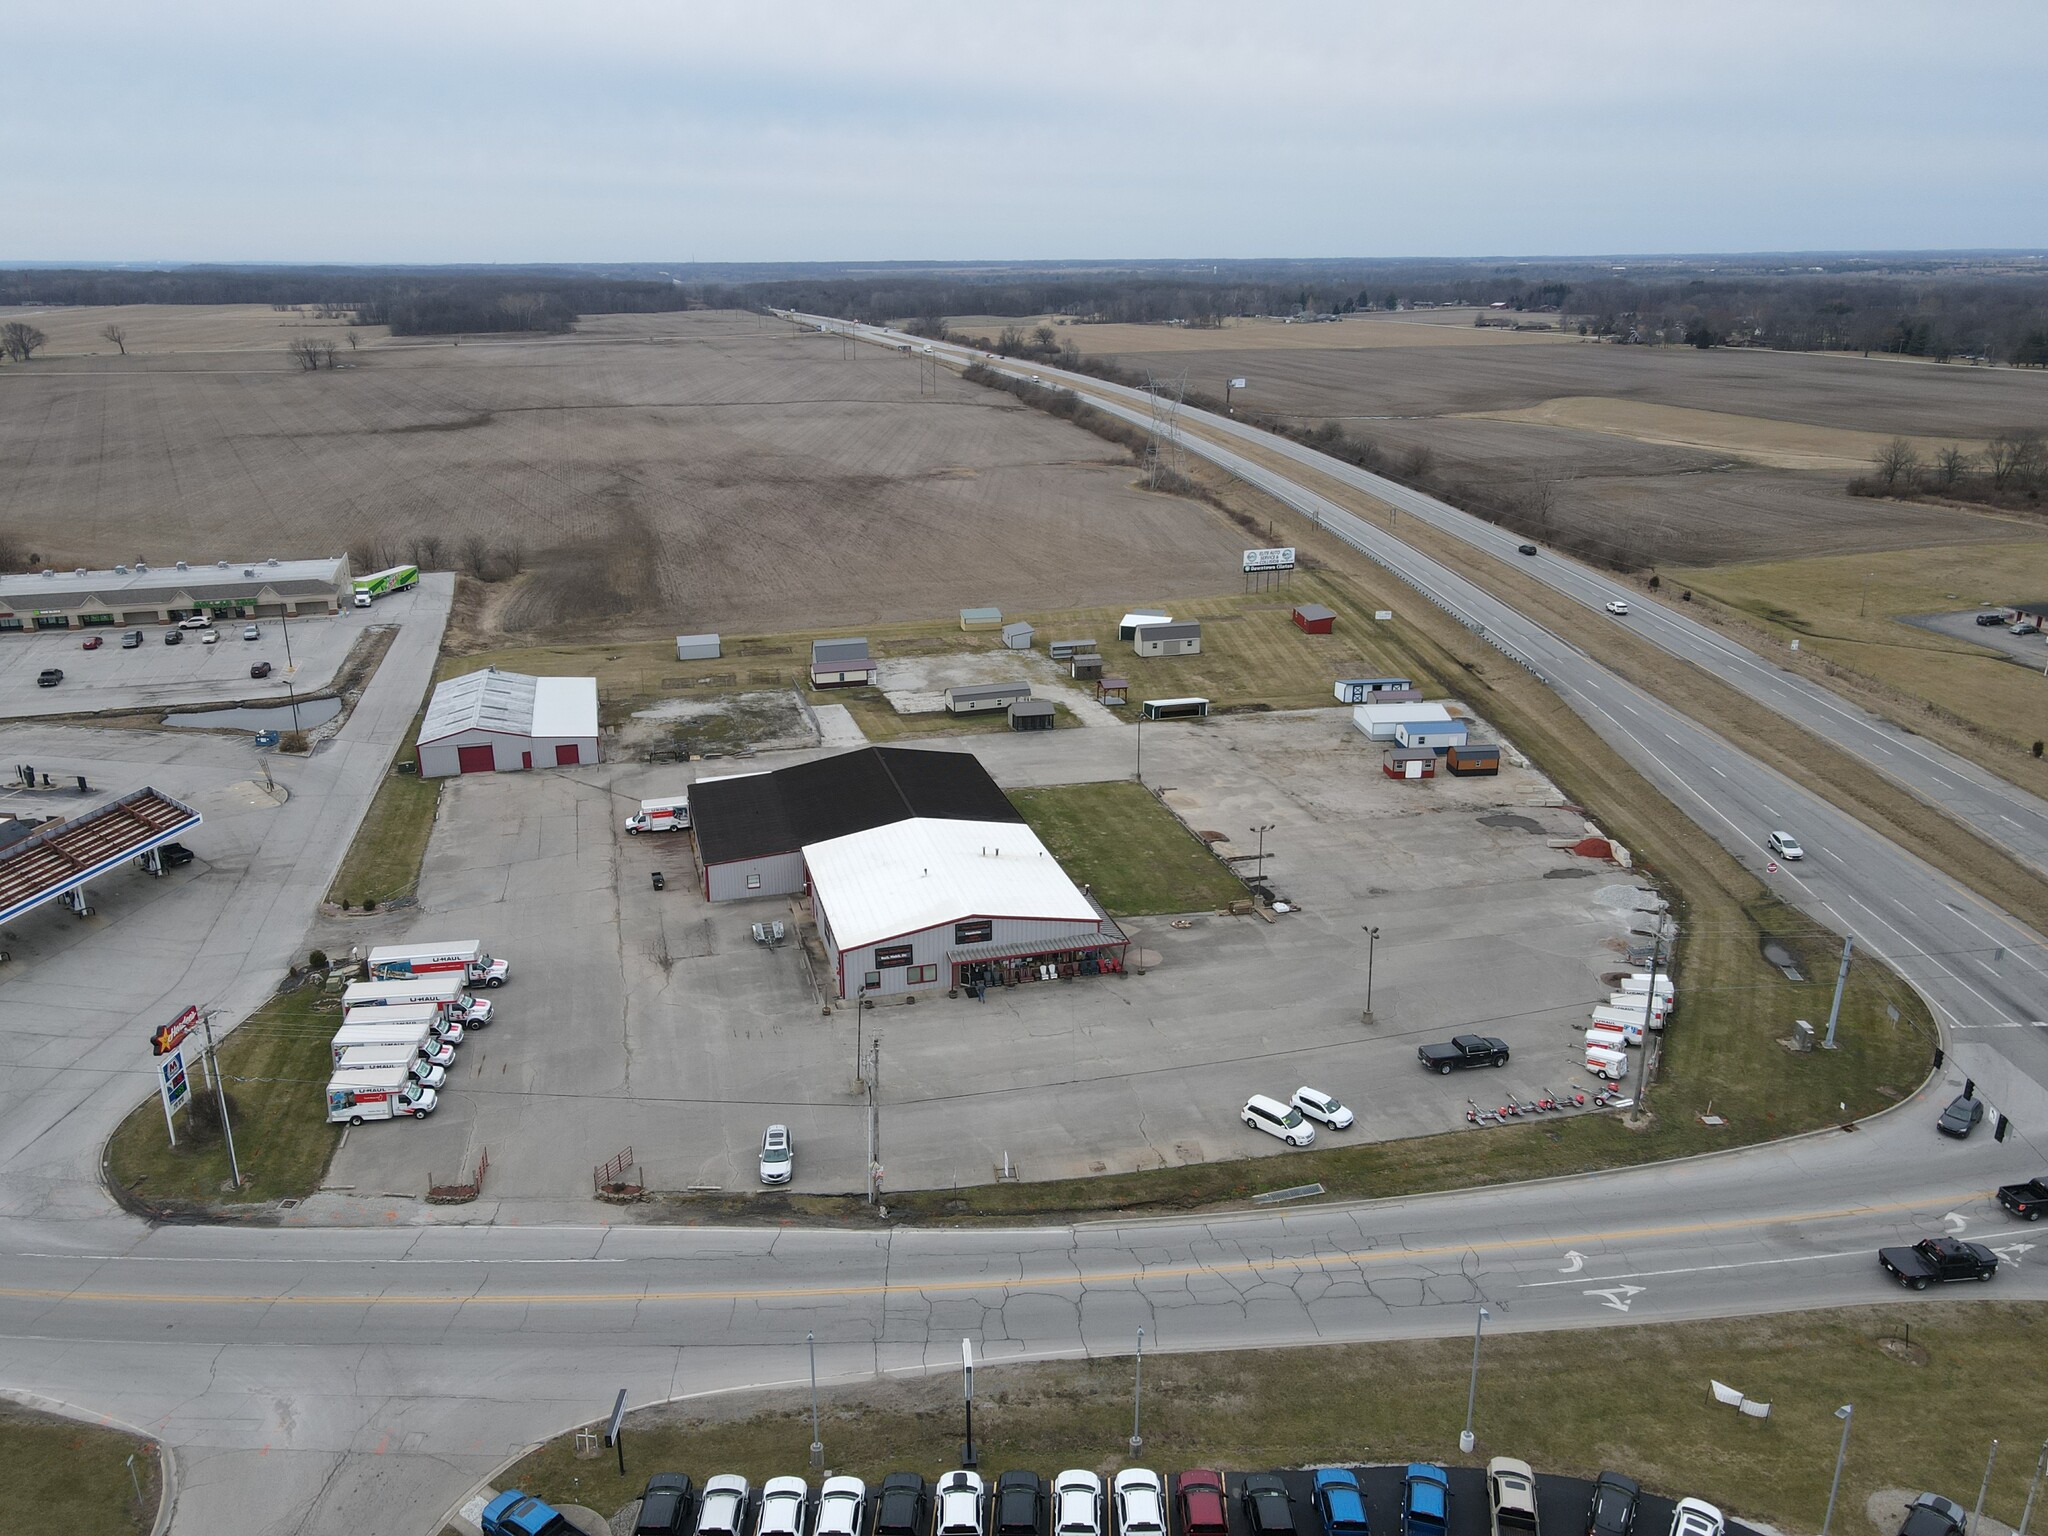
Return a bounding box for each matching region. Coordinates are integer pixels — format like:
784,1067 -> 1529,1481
1857,430 -> 2046,507
1,321 -> 48,360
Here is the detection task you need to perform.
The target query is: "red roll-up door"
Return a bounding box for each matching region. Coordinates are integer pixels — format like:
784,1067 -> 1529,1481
456,744 -> 495,774
555,743 -> 580,766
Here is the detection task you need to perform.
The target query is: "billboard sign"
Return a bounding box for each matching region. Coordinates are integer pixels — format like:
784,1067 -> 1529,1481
1242,547 -> 1297,573
1228,377 -> 1248,389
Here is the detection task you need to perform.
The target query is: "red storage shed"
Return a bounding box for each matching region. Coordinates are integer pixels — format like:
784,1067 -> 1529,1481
1292,603 -> 1337,635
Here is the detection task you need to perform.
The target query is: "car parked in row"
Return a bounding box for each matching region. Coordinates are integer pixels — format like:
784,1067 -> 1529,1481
695,1475 -> 750,1536
1403,1465 -> 1449,1536
1292,1086 -> 1353,1130
875,1473 -> 929,1536
483,1490 -> 572,1536
758,1476 -> 807,1536
1243,1473 -> 1296,1536
81,635 -> 102,650
121,629 -> 144,647
817,1478 -> 866,1536
937,1471 -> 986,1536
1054,1470 -> 1103,1536
1315,1468 -> 1369,1536
1176,1471 -> 1229,1536
1587,1471 -> 1641,1536
1898,1494 -> 1968,1536
1489,1457 -> 1539,1536
634,1474 -> 695,1536
1669,1500 -> 1724,1536
1113,1470 -> 1165,1536
164,629 -> 182,645
1242,1094 -> 1315,1146
995,1473 -> 1044,1536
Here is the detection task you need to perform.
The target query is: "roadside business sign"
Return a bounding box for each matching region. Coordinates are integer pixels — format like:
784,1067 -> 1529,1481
1242,546 -> 1297,573
151,1004 -> 199,1057
158,1047 -> 191,1145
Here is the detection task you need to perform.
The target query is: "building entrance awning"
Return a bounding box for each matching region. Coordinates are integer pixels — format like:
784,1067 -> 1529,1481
947,928 -> 1129,965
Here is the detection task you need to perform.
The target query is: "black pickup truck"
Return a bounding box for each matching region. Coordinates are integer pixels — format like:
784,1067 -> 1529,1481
1418,1034 -> 1510,1074
1998,1177 -> 2048,1221
1878,1237 -> 1999,1290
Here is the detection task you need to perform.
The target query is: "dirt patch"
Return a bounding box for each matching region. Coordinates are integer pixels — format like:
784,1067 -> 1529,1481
619,690 -> 814,757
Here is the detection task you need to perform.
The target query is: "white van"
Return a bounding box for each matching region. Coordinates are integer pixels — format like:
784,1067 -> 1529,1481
1592,1002 -> 1662,1035
1241,1093 -> 1315,1146
1607,993 -> 1668,1023
326,1063 -> 438,1123
1584,1044 -> 1630,1081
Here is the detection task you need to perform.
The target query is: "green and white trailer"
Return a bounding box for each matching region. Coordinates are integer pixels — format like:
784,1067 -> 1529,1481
352,564 -> 420,607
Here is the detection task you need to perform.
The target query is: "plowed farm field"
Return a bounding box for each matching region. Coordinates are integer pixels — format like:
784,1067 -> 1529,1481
0,309 -> 1252,638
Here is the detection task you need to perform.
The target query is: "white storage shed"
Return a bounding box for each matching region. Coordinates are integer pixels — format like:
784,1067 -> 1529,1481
676,633 -> 721,661
416,668 -> 600,778
1133,620 -> 1202,657
1351,700 -> 1453,741
1395,716 -> 1468,750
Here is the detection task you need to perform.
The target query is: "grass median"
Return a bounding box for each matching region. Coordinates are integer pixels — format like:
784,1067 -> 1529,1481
325,700 -> 440,909
105,977 -> 341,1211
1011,780 -> 1246,915
0,1402 -> 161,1536
502,1304 -> 2048,1536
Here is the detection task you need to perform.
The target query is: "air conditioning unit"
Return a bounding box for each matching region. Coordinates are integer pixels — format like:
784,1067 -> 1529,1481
115,565 -> 129,574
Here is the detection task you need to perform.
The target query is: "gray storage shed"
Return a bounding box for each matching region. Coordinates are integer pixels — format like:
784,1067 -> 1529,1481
1001,621 -> 1035,650
676,633 -> 721,661
810,638 -> 877,688
946,682 -> 1032,715
1009,699 -> 1056,731
1048,638 -> 1098,661
1070,652 -> 1103,680
1133,620 -> 1202,658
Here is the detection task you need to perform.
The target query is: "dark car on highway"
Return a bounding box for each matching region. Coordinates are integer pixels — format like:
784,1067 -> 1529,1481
996,1472 -> 1045,1536
1937,1094 -> 1984,1138
875,1474 -> 929,1536
1879,1236 -> 1998,1290
635,1475 -> 695,1536
1242,1475 -> 1296,1536
1518,544 -> 1538,556
1586,1473 -> 1639,1536
1177,1473 -> 1228,1536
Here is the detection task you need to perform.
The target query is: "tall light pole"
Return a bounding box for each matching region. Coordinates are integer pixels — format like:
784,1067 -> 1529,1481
808,1330 -> 823,1470
1135,715 -> 1143,786
2016,1439 -> 2048,1536
1363,926 -> 1381,1017
960,1338 -> 977,1469
1821,1405 -> 1853,1536
1251,824 -> 1275,884
1130,1326 -> 1145,1456
1458,1306 -> 1489,1453
197,1007 -> 242,1189
1974,1441 -> 2000,1536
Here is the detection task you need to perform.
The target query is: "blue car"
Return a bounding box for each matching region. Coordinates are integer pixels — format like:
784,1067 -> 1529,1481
1402,1466 -> 1449,1536
482,1490 -> 572,1536
1315,1469 -> 1370,1536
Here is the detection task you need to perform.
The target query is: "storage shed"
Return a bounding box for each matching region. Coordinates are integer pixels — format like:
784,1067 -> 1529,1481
1118,610 -> 1171,641
960,607 -> 1004,631
945,682 -> 1031,715
1009,699 -> 1056,731
1446,743 -> 1501,776
1292,603 -> 1337,635
1001,621 -> 1035,650
1395,716 -> 1468,751
1048,639 -> 1097,661
1334,677 -> 1419,704
1352,700 -> 1452,740
1142,696 -> 1210,719
1097,675 -> 1129,704
675,633 -> 721,662
1383,745 -> 1438,780
810,638 -> 877,688
416,668 -> 600,778
1070,653 -> 1103,680
1133,620 -> 1202,657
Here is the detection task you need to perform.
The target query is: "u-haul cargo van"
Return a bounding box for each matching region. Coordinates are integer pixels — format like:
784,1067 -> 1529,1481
326,1063 -> 438,1123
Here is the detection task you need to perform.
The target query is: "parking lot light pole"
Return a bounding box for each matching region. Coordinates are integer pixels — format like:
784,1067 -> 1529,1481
1130,1326 -> 1145,1456
281,609 -> 295,674
808,1330 -> 823,1470
960,1338 -> 977,1469
1974,1440 -> 2000,1536
1251,824 -> 1275,884
2016,1439 -> 2048,1536
1821,1406 -> 1853,1536
1459,1306 -> 1489,1454
1369,927 -> 1380,1008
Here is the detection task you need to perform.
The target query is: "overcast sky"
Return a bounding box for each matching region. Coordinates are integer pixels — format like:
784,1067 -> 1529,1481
10,0 -> 2046,264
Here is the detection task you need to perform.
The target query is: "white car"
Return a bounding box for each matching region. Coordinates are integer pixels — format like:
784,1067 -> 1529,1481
1053,1472 -> 1103,1536
817,1477 -> 867,1536
1242,1093 -> 1315,1147
759,1477 -> 809,1536
1766,830 -> 1804,860
1112,1471 -> 1165,1536
760,1123 -> 793,1185
1291,1086 -> 1354,1130
1669,1500 -> 1725,1536
1604,600 -> 1631,616
935,1471 -> 985,1536
698,1476 -> 751,1536
200,629 -> 220,644
177,614 -> 214,630
242,624 -> 261,640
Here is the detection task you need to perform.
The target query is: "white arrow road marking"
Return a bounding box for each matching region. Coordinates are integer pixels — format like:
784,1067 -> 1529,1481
1558,1251 -> 1586,1274
1992,1244 -> 2035,1264
1585,1284 -> 1647,1312
1945,1212 -> 1969,1234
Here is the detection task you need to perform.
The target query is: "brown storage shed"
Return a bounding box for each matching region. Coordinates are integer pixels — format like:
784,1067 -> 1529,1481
1445,743 -> 1501,776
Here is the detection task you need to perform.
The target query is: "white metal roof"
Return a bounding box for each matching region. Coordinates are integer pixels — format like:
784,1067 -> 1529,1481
1352,701 -> 1452,726
1119,610 -> 1170,628
806,817 -> 1100,949
419,668 -> 597,742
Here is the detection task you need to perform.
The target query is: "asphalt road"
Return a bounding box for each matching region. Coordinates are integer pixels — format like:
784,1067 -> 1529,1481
850,319 -> 2048,888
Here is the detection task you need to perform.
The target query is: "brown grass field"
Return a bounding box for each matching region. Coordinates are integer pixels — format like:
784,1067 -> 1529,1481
0,301 -> 382,355
992,312 -> 2048,567
0,309 -> 1249,642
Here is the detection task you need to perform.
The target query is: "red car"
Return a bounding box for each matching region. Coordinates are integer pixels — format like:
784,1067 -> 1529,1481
1177,1472 -> 1229,1536
82,635 -> 103,650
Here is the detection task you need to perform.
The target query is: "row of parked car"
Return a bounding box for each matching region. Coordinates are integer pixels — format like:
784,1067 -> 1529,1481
37,616 -> 277,687
485,1462 -> 1724,1536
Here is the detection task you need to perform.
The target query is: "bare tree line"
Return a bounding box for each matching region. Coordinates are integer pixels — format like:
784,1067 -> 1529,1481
348,534 -> 527,583
1,321 -> 47,361
1860,429 -> 2046,505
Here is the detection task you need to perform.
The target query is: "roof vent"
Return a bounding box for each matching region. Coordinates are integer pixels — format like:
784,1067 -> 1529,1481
175,560 -> 189,571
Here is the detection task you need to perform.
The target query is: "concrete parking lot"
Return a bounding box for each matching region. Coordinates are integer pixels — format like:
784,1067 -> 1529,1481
0,585 -> 431,720
1903,607 -> 2048,664
322,708 -> 1657,1203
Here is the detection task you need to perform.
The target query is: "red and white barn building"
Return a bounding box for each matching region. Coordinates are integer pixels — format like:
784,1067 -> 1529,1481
416,667 -> 599,778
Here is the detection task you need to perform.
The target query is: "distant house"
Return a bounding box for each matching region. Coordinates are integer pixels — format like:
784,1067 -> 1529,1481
810,638 -> 877,688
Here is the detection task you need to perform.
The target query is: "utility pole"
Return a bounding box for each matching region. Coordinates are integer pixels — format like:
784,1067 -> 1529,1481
1459,1305 -> 1489,1453
1974,1441 -> 2000,1536
1251,824 -> 1275,884
1821,1405 -> 1854,1536
2016,1439 -> 2047,1536
199,1007 -> 242,1189
808,1330 -> 823,1469
1823,935 -> 1854,1049
1130,1326 -> 1145,1456
866,1036 -> 882,1207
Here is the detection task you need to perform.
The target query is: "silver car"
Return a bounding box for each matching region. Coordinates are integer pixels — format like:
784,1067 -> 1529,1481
760,1124 -> 793,1185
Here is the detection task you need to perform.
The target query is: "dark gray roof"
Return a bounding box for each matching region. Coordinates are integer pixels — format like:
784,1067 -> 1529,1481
1136,621 -> 1202,641
1293,603 -> 1337,621
948,683 -> 1030,703
811,638 -> 872,666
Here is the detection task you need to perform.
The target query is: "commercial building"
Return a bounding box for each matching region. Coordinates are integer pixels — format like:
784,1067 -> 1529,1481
690,745 -> 1125,996
1132,620 -> 1203,657
810,638 -> 877,688
0,787 -> 201,925
0,555 -> 353,634
416,668 -> 600,778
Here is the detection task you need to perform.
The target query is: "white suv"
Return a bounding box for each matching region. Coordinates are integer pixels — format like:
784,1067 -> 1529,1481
1292,1086 -> 1354,1129
935,1471 -> 985,1536
759,1478 -> 808,1536
177,614 -> 214,630
1766,830 -> 1804,860
1242,1094 -> 1315,1146
1669,1500 -> 1724,1536
1113,1471 -> 1164,1536
1053,1472 -> 1102,1536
